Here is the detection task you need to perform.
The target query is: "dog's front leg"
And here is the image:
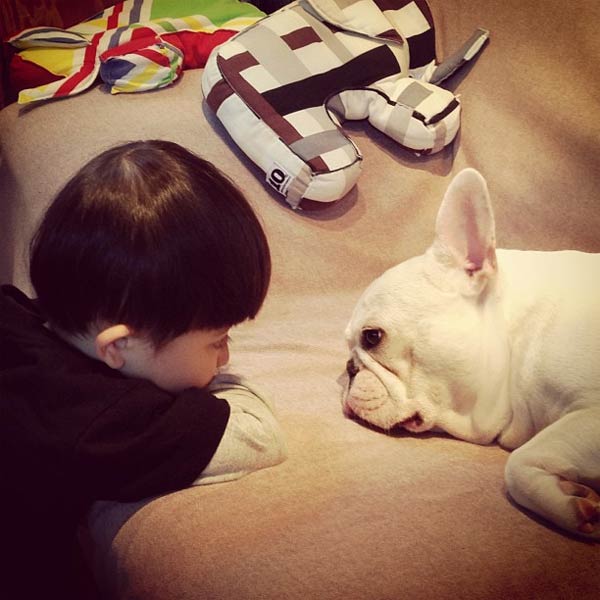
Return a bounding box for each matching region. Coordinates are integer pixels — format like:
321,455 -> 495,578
504,408 -> 600,539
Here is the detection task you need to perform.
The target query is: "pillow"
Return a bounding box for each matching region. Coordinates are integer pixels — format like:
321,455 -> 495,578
202,0 -> 488,209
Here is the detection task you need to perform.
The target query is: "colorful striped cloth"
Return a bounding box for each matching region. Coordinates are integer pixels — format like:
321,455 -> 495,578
9,0 -> 265,104
202,0 -> 488,208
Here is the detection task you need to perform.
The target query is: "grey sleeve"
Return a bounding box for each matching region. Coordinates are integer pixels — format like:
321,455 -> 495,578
192,373 -> 287,485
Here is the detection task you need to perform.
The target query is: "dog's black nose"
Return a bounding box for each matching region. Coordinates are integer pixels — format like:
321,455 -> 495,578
346,359 -> 359,379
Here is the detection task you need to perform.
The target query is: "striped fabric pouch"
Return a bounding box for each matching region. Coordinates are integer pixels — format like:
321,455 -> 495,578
99,37 -> 184,94
202,0 -> 488,209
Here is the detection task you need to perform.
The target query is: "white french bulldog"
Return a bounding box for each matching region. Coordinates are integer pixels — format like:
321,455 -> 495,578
343,168 -> 600,539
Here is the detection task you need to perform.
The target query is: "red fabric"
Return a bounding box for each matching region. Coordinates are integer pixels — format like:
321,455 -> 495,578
162,29 -> 236,70
9,54 -> 62,92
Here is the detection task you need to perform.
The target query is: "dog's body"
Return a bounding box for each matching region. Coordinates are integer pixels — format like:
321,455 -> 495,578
344,169 -> 600,538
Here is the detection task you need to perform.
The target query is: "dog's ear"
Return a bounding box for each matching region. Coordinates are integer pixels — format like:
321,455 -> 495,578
432,168 -> 497,294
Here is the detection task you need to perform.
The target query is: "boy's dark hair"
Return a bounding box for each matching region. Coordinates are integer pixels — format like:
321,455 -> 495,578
30,140 -> 271,346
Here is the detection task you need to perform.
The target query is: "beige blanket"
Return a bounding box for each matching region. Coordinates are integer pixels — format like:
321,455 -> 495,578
0,0 -> 598,598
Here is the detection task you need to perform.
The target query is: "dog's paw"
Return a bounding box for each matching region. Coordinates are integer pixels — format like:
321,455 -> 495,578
558,480 -> 600,535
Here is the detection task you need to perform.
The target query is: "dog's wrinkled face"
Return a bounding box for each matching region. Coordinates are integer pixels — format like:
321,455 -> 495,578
343,168 -> 504,435
344,257 -> 489,432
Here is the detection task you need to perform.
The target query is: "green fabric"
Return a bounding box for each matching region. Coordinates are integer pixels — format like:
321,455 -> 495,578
149,0 -> 264,27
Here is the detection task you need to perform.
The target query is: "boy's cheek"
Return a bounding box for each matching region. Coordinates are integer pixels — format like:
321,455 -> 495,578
151,361 -> 217,392
135,338 -> 223,392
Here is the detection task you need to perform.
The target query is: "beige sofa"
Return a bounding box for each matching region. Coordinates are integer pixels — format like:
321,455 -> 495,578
1,1 -> 599,598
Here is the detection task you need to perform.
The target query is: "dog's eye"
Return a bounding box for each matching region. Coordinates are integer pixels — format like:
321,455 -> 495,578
361,328 -> 383,350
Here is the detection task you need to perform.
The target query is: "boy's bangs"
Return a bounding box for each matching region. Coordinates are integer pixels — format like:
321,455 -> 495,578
113,216 -> 271,345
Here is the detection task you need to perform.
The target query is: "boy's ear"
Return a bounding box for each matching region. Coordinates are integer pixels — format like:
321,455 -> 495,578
95,324 -> 133,369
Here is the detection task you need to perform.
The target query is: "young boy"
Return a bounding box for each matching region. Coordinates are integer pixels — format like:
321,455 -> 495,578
0,140 -> 286,599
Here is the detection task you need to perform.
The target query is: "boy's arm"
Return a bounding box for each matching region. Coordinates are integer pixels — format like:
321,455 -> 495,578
192,373 -> 287,485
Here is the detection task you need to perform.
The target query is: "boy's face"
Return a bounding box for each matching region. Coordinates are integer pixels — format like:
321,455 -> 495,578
123,327 -> 231,392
